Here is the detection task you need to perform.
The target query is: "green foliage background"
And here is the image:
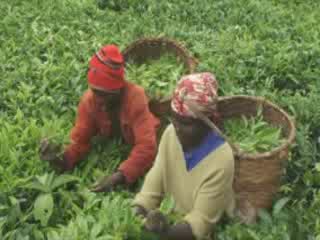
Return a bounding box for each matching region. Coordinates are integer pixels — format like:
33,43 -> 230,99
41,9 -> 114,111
0,0 -> 320,239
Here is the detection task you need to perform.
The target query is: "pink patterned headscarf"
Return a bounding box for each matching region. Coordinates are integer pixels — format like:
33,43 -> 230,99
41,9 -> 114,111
171,72 -> 218,118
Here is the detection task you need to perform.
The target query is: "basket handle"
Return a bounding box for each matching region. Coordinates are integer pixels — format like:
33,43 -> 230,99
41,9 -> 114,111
185,100 -> 243,157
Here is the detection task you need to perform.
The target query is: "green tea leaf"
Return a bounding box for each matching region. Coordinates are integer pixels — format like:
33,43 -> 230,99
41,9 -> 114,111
51,174 -> 80,191
272,197 -> 290,216
23,181 -> 48,193
33,193 -> 54,227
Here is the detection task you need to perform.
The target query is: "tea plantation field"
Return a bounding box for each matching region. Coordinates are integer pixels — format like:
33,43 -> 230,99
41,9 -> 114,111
1,0 -> 320,239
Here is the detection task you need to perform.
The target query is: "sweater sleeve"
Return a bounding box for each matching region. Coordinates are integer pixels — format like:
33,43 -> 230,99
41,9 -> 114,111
118,90 -> 159,183
132,126 -> 169,210
183,168 -> 233,240
64,93 -> 97,169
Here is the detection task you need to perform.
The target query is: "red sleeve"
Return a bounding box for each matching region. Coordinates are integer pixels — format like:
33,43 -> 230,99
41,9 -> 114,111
118,91 -> 160,183
64,92 -> 97,169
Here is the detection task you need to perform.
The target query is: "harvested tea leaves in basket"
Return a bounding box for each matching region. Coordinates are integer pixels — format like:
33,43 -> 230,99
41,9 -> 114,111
126,54 -> 185,100
224,108 -> 285,154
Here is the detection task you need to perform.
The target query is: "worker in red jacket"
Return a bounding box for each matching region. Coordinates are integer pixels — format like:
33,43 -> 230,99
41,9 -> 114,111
39,44 -> 160,192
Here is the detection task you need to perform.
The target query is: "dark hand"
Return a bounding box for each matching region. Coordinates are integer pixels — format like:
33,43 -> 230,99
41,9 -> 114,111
90,171 -> 126,192
39,138 -> 67,172
132,205 -> 148,218
165,223 -> 196,240
235,197 -> 257,224
144,210 -> 169,235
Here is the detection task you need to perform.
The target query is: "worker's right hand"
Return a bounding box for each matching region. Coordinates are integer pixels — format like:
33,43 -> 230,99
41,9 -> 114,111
39,138 -> 67,172
144,210 -> 169,235
132,205 -> 148,218
90,171 -> 126,193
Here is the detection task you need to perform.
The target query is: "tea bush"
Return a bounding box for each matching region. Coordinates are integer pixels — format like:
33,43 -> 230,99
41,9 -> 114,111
1,0 -> 320,239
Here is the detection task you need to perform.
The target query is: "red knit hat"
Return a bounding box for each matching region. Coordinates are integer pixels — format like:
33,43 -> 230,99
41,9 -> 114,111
87,45 -> 125,91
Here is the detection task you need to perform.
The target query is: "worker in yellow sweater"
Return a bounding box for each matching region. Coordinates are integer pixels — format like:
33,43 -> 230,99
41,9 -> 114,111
133,72 -> 236,240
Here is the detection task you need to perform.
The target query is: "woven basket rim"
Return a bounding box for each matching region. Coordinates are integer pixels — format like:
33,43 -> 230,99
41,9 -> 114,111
122,36 -> 198,72
122,37 -> 199,101
219,95 -> 296,160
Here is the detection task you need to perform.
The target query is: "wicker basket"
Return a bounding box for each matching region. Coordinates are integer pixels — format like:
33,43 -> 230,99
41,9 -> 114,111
122,37 -> 198,117
218,95 -> 296,210
151,95 -> 296,210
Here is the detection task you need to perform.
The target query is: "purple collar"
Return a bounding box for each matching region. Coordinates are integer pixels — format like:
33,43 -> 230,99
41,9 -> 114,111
184,131 -> 225,171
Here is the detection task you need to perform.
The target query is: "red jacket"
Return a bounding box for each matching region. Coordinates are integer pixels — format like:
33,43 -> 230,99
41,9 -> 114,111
64,82 -> 160,183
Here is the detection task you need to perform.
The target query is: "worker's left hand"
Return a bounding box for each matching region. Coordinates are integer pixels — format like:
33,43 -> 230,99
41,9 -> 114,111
90,171 -> 126,192
144,210 -> 169,235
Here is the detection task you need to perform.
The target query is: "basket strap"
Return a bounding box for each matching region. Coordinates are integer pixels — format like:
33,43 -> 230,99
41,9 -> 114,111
185,100 -> 243,156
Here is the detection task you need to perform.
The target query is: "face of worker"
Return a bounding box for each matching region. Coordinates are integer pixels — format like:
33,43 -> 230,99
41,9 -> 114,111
91,87 -> 122,110
170,109 -> 209,151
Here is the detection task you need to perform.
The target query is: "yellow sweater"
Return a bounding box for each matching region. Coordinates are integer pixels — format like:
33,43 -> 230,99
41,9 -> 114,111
133,124 -> 235,239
